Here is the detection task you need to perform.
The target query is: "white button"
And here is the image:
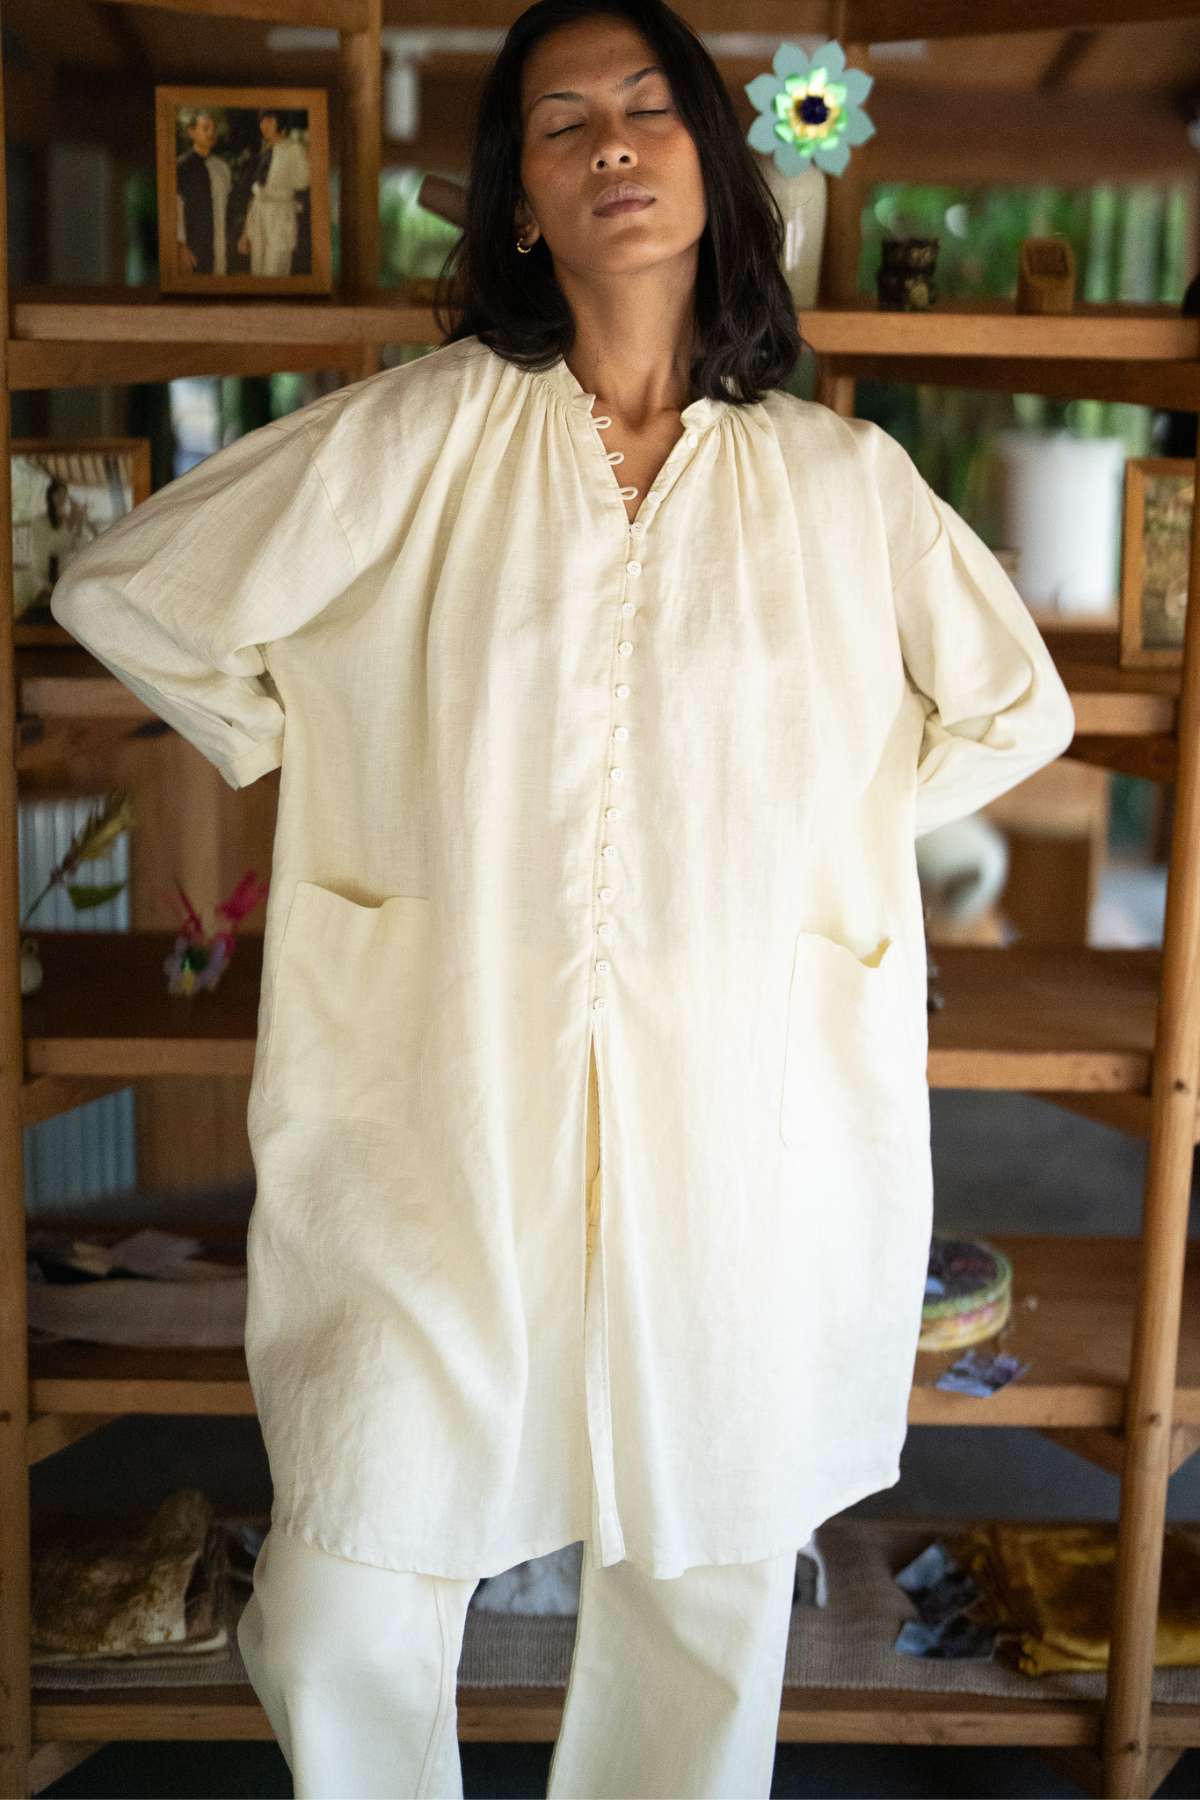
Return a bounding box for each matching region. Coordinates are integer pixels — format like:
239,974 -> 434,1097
601,845 -> 616,859
615,683 -> 630,697
599,885 -> 615,901
609,767 -> 624,781
617,641 -> 634,656
621,601 -> 636,615
612,726 -> 628,742
595,960 -> 610,974
626,560 -> 641,576
630,521 -> 645,535
605,806 -> 620,820
597,921 -> 611,937
593,996 -> 607,1011
686,431 -> 698,447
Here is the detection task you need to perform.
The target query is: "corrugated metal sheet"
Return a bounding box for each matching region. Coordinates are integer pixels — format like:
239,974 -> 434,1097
20,794 -> 136,1214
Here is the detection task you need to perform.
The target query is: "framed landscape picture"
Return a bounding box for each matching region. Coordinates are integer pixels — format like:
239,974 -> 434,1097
12,438 -> 151,644
156,85 -> 331,295
1119,457 -> 1195,670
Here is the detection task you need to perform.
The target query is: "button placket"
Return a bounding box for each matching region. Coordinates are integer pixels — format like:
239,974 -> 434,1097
583,403 -> 712,1020
587,407 -> 650,1018
564,372 -> 718,1573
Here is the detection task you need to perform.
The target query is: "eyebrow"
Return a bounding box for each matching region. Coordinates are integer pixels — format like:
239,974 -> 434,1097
528,64 -> 666,115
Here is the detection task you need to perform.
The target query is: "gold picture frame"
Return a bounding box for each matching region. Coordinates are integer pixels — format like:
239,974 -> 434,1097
156,86 -> 331,295
1118,456 -> 1195,670
12,438 -> 151,645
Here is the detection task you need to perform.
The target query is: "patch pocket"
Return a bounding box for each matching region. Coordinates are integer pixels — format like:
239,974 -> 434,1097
263,881 -> 431,1130
780,930 -> 915,1153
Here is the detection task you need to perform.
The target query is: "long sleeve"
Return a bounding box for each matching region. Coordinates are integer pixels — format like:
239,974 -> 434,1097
854,418 -> 1077,840
49,402 -> 356,790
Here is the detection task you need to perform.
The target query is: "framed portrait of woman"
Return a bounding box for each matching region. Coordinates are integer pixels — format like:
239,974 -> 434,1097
156,86 -> 331,295
12,438 -> 151,644
1118,457 -> 1195,670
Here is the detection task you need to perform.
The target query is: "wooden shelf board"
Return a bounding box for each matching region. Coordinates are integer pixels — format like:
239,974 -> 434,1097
1039,621 -> 1182,704
823,353 -> 1200,410
29,1343 -> 256,1417
8,293 -> 1197,393
32,1685 -> 273,1743
800,299 -> 1200,363
849,0 -> 1200,45
26,1237 -> 1200,1430
912,1234 -> 1200,1428
30,1682 -> 1111,1747
924,945 -> 1159,1092
11,341 -> 360,389
22,933 -> 264,1082
20,936 -> 1161,1091
11,284 -> 436,341
88,0 -> 369,26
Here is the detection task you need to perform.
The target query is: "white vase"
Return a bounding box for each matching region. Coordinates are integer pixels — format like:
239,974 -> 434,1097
993,428 -> 1126,614
756,154 -> 828,309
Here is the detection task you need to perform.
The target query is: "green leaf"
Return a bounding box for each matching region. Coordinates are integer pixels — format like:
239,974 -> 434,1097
65,880 -> 128,910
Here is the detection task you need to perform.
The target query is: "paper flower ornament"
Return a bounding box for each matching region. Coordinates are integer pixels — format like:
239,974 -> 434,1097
745,39 -> 875,178
160,869 -> 269,997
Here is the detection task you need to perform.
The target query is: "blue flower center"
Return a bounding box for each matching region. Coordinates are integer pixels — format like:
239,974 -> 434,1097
798,94 -> 829,125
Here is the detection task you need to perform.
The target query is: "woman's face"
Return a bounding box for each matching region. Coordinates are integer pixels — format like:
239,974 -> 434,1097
517,16 -> 707,278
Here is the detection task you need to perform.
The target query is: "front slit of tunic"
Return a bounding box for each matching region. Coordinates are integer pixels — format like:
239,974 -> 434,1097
583,1022 -> 625,1566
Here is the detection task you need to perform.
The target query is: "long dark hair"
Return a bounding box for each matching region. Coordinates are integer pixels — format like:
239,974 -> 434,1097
433,0 -> 807,406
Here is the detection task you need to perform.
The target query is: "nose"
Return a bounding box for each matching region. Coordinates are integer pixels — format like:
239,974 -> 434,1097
591,142 -> 636,172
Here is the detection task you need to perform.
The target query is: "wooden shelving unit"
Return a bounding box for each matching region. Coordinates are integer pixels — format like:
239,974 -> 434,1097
4,3 -> 1200,1797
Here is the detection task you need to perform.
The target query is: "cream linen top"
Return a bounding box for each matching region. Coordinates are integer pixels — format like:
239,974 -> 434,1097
49,334 -> 1076,1579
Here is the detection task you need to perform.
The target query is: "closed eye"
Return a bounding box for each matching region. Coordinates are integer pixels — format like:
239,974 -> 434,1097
547,109 -> 670,138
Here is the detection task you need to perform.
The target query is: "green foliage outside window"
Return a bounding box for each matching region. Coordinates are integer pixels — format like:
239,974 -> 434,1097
850,179 -> 1191,859
851,179 -> 1190,522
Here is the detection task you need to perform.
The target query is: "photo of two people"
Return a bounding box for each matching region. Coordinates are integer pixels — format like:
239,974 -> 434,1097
157,85 -> 330,294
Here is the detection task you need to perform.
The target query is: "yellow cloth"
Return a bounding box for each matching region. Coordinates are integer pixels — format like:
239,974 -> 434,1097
949,1520 -> 1200,1675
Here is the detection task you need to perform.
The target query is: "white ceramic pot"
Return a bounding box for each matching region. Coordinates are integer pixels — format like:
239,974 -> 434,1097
756,154 -> 827,309
993,428 -> 1126,614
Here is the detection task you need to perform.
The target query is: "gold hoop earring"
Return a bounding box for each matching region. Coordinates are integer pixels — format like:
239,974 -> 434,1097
516,235 -> 534,253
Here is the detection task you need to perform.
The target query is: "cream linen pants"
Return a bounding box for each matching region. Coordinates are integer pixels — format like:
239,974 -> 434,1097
237,1043 -> 798,1799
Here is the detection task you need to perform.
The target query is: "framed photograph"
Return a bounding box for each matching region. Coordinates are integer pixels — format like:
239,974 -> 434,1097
1119,457 -> 1195,670
12,439 -> 151,644
156,86 -> 331,295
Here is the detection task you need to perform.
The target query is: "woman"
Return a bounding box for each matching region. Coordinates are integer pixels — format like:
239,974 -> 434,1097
237,109 -> 311,278
49,3 -> 1075,1795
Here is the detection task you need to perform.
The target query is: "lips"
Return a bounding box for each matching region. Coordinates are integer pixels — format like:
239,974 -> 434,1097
595,197 -> 654,217
593,183 -> 654,217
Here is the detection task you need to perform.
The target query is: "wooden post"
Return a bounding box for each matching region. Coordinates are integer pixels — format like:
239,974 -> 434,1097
815,6 -> 869,418
1101,427 -> 1200,1796
0,2 -> 34,1791
338,0 -> 382,381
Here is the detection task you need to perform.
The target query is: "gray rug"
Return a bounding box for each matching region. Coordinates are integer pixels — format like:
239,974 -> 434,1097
31,1517 -> 1200,1706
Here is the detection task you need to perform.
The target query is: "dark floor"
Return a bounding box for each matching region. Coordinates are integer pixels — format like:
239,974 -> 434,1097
35,1738 -> 1200,1798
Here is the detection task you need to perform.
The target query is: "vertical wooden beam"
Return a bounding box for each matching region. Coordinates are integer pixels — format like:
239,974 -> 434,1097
0,3 -> 34,1792
338,0 -> 382,378
815,5 -> 867,417
1101,412 -> 1200,1796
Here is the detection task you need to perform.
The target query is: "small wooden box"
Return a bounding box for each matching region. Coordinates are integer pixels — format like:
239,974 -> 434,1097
1016,237 -> 1077,314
